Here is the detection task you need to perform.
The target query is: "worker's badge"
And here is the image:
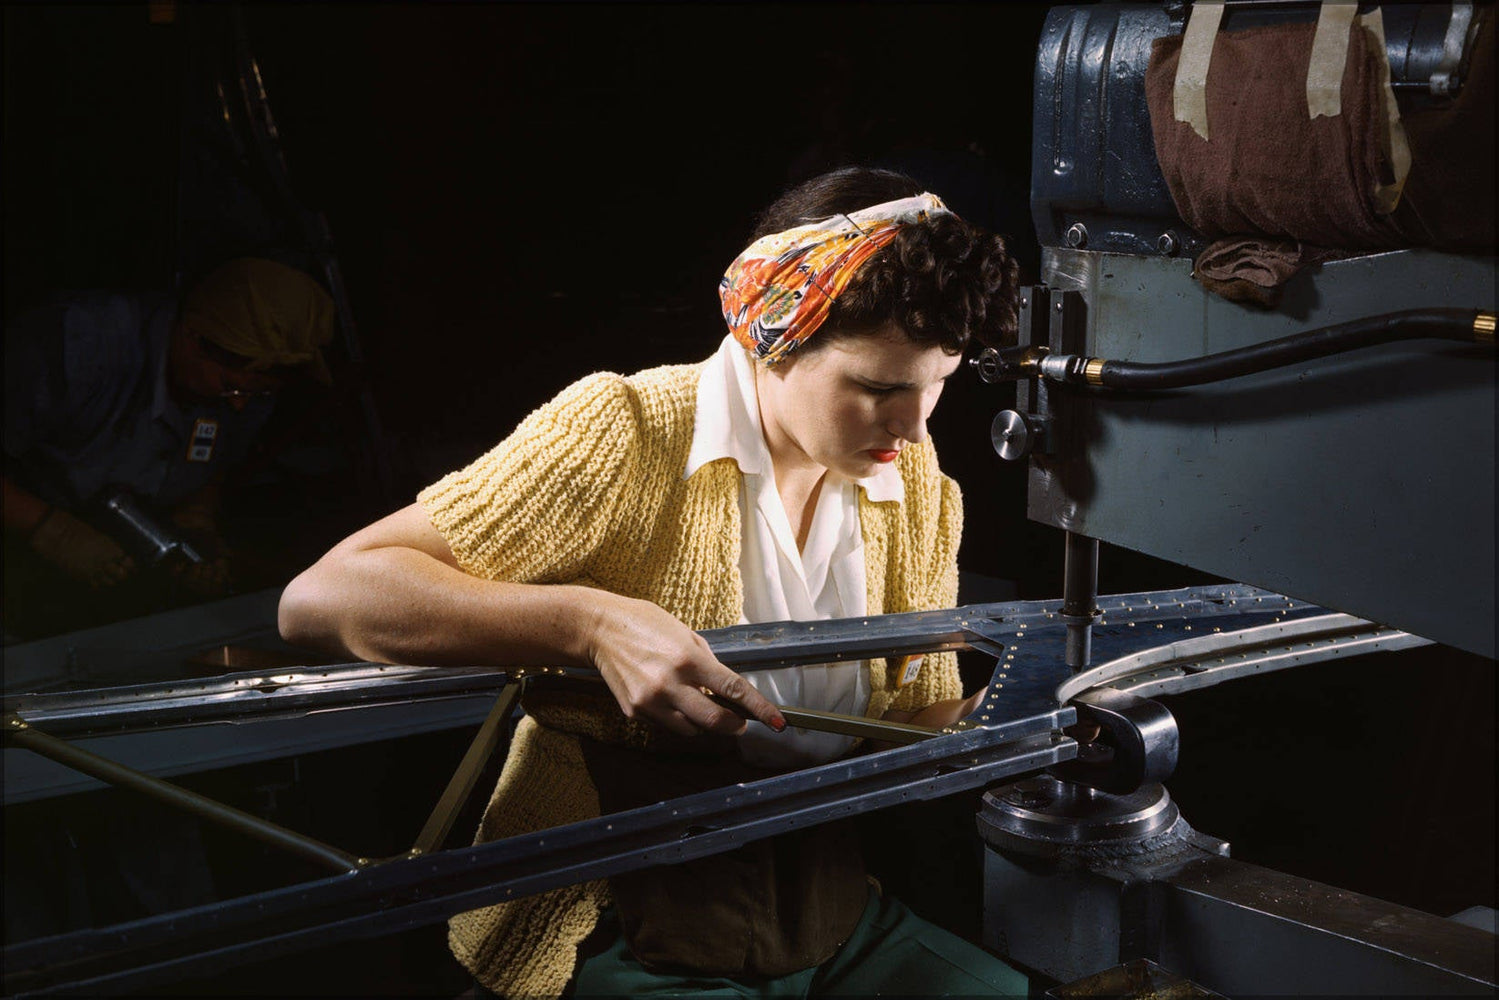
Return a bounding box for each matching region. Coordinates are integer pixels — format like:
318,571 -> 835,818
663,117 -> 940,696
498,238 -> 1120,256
894,655 -> 924,689
187,418 -> 218,462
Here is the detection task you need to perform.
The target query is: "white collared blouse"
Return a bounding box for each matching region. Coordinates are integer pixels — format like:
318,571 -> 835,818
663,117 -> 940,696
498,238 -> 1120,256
684,335 -> 905,767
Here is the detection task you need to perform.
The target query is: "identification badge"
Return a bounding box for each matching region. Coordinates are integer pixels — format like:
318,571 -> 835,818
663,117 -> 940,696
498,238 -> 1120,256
895,655 -> 924,688
186,418 -> 218,463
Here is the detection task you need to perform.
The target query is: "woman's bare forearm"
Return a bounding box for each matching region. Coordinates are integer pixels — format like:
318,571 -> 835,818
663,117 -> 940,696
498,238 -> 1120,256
278,544 -> 600,668
277,504 -> 783,734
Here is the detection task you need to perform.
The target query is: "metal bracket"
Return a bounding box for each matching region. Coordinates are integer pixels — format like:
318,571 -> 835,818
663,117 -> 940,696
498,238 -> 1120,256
1048,689 -> 1180,795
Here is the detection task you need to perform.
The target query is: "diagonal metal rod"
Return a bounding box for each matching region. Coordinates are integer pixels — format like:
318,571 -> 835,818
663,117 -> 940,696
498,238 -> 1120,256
410,680 -> 523,856
3,716 -> 363,874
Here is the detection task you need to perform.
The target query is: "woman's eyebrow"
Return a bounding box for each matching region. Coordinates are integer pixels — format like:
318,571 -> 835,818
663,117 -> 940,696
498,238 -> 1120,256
853,375 -> 915,389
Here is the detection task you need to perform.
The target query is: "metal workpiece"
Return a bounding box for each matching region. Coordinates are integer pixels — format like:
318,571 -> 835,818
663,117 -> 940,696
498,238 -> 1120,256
2,583 -> 1324,735
1029,247 -> 1496,659
2,582 -> 1429,993
3,708 -> 1076,996
1055,613 -> 1433,705
2,584 -> 1321,805
696,583 -> 1290,674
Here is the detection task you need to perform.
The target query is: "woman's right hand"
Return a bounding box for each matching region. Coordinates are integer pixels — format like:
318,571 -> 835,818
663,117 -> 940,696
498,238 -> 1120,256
585,592 -> 786,739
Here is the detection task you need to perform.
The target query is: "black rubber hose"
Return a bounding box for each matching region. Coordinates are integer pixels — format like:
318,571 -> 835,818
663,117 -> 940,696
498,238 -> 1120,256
1097,308 -> 1488,390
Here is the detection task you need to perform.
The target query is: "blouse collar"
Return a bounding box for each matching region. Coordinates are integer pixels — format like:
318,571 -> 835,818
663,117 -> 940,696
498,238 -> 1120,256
685,335 -> 904,503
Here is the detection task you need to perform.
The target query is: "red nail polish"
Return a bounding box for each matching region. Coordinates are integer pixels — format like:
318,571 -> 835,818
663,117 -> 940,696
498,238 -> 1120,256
771,716 -> 787,733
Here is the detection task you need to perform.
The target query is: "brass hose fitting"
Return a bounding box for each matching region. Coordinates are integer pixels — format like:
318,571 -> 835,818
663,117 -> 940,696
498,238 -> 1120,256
1476,312 -> 1496,343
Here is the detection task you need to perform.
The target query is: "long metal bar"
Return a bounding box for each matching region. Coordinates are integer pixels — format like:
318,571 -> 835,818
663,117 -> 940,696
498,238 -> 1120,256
701,584 -> 1303,670
5,662 -> 512,738
4,586 -> 1312,738
3,716 -> 363,875
410,680 -> 523,856
1155,853 -> 1497,995
3,708 -> 1075,996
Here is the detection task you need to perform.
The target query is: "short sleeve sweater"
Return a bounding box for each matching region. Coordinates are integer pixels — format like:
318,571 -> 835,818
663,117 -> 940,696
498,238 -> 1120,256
420,359 -> 963,996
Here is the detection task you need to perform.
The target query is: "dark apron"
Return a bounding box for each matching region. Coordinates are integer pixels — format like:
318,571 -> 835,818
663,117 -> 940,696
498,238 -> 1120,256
579,735 -> 869,978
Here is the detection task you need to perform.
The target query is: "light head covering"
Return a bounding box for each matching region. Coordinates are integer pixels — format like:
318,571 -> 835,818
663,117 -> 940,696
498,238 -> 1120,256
180,258 -> 336,383
719,193 -> 950,365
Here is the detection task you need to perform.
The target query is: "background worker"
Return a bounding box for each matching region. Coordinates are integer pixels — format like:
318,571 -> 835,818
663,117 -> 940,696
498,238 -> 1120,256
3,256 -> 335,637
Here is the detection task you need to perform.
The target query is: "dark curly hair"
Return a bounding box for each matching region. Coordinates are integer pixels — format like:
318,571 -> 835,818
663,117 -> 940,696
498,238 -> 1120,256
752,166 -> 1020,353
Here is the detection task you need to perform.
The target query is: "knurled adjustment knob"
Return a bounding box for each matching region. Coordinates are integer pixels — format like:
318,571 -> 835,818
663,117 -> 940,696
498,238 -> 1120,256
991,410 -> 1044,461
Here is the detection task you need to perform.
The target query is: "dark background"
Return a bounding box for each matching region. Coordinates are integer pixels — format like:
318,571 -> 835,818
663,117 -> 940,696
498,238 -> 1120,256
2,3 -> 1492,995
3,1 -> 1073,595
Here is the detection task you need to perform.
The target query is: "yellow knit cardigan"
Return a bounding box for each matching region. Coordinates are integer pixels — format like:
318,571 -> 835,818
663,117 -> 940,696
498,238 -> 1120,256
419,360 -> 963,997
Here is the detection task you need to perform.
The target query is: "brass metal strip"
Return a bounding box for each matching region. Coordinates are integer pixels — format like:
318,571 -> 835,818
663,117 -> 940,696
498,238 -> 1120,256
410,679 -> 525,856
706,694 -> 962,745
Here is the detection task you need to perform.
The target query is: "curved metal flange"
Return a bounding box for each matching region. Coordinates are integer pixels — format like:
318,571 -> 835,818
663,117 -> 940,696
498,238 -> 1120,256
1055,613 -> 1433,705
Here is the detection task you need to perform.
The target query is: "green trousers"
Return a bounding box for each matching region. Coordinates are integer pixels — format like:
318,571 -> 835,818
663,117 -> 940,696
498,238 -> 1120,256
568,887 -> 1030,997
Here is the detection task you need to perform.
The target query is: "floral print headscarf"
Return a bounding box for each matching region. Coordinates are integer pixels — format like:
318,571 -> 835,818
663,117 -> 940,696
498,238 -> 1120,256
719,193 -> 950,365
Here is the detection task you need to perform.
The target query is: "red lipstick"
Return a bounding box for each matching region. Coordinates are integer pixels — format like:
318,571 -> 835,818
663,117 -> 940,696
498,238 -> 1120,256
867,449 -> 899,463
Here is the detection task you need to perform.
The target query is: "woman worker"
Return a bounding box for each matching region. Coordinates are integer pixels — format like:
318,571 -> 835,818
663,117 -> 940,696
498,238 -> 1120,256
279,166 -> 1026,996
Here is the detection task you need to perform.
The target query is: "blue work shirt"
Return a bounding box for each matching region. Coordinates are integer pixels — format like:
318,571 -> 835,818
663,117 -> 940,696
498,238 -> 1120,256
3,291 -> 274,513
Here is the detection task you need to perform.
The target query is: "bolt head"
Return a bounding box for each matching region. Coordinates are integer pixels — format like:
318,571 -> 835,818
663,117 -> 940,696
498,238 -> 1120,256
1065,223 -> 1088,248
